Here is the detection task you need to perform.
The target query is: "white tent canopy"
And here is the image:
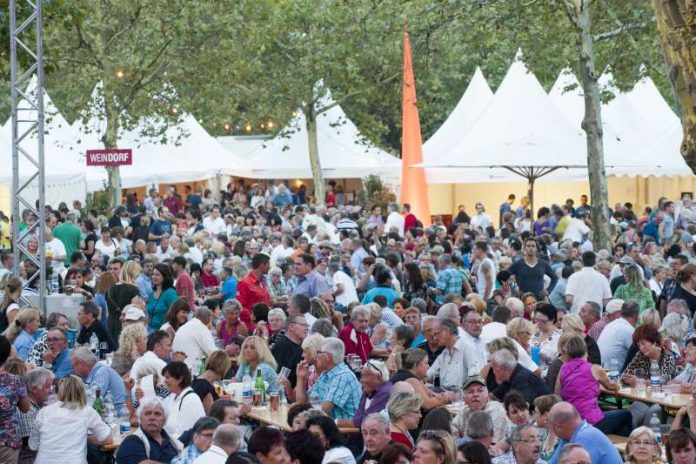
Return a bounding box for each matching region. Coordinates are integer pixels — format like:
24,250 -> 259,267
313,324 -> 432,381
0,76 -> 87,205
72,83 -> 251,190
217,135 -> 270,160
423,67 -> 495,183
240,89 -> 400,179
420,55 -> 588,183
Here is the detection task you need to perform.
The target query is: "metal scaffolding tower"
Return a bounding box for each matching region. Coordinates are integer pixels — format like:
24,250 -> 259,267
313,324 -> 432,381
10,0 -> 47,314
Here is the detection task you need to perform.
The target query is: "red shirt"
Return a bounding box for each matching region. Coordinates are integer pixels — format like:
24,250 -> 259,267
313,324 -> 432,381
201,272 -> 219,288
404,213 -> 418,233
338,322 -> 373,364
175,272 -> 196,310
236,272 -> 270,331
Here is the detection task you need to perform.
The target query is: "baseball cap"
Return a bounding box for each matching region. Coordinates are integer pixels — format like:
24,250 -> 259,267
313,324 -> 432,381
124,306 -> 147,321
617,256 -> 635,266
605,299 -> 624,315
463,375 -> 486,389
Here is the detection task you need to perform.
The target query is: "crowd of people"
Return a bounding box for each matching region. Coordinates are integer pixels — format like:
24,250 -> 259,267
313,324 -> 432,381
1,182 -> 696,464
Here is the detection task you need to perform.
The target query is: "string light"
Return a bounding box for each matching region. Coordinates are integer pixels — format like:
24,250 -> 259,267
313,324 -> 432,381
224,123 -> 230,131
172,108 -> 179,114
260,123 -> 266,129
245,124 -> 252,132
116,70 -> 125,78
267,121 -> 274,129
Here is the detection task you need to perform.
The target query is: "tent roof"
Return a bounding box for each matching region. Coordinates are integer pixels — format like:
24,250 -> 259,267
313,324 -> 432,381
420,56 -> 588,183
242,89 -> 400,179
73,83 -> 251,189
217,135 -> 271,160
423,67 -> 494,183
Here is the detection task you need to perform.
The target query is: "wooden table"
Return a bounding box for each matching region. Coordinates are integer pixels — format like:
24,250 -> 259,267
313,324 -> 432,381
245,403 -> 359,434
600,386 -> 691,410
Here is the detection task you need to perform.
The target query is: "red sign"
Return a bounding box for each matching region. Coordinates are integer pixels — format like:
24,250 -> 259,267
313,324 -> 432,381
86,148 -> 133,166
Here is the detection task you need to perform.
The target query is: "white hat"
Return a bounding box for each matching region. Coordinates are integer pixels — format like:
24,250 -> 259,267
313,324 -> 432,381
605,299 -> 624,315
124,306 -> 146,321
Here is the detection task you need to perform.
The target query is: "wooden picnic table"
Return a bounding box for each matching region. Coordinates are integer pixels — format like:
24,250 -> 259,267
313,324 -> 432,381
600,386 -> 691,410
245,403 -> 359,434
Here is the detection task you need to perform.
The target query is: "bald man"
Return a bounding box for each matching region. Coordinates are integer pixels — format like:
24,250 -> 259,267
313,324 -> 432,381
547,402 -> 622,464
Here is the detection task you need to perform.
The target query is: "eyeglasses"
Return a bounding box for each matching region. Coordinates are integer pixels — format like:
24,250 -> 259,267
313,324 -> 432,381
630,440 -> 655,447
534,318 -> 549,324
464,319 -> 483,325
196,431 -> 214,438
517,437 -> 541,444
46,337 -> 65,343
290,322 -> 309,328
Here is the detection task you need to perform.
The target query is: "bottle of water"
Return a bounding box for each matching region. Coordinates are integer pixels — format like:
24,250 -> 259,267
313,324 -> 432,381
650,360 -> 661,393
649,413 -> 662,443
90,333 -> 100,357
50,273 -> 60,294
242,374 -> 253,406
608,358 -> 619,383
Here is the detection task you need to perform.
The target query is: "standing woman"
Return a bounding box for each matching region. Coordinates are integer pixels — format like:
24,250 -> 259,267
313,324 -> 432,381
106,260 -> 141,342
614,265 -> 655,313
29,375 -> 112,463
0,276 -> 22,333
146,263 -> 178,331
403,262 -> 434,306
0,335 -> 30,462
94,270 -> 117,323
3,308 -> 41,360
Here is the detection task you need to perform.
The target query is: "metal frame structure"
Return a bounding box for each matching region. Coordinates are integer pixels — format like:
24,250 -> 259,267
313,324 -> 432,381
10,0 -> 47,314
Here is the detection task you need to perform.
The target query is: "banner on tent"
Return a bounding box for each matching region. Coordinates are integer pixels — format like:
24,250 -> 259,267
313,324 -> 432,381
86,148 -> 133,166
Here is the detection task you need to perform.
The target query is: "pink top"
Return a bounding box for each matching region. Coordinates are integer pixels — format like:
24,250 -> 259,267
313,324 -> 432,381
560,358 -> 604,425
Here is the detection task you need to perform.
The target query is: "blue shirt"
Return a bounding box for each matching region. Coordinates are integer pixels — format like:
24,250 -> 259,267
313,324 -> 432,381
361,286 -> 400,307
411,333 -> 426,348
14,330 -> 34,360
549,420 -> 622,464
136,274 -> 153,301
51,348 -> 73,380
146,287 -> 179,330
85,362 -> 127,413
309,362 -> 361,420
293,271 -> 330,298
149,219 -> 172,245
436,267 -> 464,303
234,362 -> 280,393
222,276 -> 238,302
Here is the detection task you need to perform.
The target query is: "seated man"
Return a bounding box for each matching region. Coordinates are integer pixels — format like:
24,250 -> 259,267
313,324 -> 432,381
43,328 -> 73,380
248,427 -> 290,464
492,424 -> 545,464
490,349 -> 549,406
295,337 -> 362,420
171,417 -> 218,464
130,330 -> 171,379
192,424 -> 242,464
116,398 -> 181,464
453,376 -> 509,444
172,307 -> 217,372
336,359 -> 391,430
358,413 -> 393,463
338,306 -> 374,364
70,347 -> 127,413
76,301 -> 116,352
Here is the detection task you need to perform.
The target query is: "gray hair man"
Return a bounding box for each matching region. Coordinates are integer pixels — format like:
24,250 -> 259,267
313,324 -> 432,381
490,349 -> 549,405
493,424 -> 543,464
194,423 -> 242,463
295,338 -> 362,421
466,411 -> 495,449
427,319 -> 466,393
70,346 -> 127,413
359,413 -> 392,462
172,306 -> 217,371
19,368 -> 54,462
116,398 -> 181,462
337,358 -> 390,429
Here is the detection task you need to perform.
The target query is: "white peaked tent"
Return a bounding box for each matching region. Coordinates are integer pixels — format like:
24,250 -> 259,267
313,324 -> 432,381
241,89 -> 400,179
421,55 -> 588,184
549,70 -> 690,176
0,76 -> 87,205
217,135 -> 270,160
72,83 -> 251,190
423,67 -> 495,183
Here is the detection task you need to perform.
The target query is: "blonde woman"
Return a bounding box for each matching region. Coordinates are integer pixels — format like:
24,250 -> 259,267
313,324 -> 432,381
367,303 -> 390,349
561,313 -> 601,365
106,260 -> 141,341
112,323 -> 148,376
282,333 -> 326,403
506,317 -> 540,374
191,350 -> 232,413
4,307 -> 40,360
387,392 -> 423,450
29,375 -> 112,463
660,312 -> 689,366
624,426 -> 666,464
639,308 -> 661,329
234,335 -> 279,394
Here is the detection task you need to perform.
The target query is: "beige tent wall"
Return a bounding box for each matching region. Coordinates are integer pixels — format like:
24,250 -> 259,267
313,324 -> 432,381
426,175 -> 696,227
0,186 -> 9,217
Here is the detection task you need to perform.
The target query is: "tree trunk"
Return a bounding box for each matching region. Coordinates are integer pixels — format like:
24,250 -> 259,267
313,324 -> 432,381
573,0 -> 612,251
305,104 -> 325,206
102,80 -> 121,208
651,0 -> 696,173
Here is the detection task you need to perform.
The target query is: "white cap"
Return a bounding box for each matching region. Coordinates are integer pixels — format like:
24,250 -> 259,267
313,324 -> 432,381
124,306 -> 146,321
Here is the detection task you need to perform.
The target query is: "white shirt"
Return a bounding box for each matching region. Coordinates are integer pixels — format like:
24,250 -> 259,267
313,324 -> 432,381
565,267 -> 612,313
30,402 -> 111,464
270,244 -> 293,266
172,318 -> 217,371
203,216 -> 226,236
428,336 -> 469,388
193,444 -> 229,464
597,317 -> 635,368
323,446 -> 356,464
563,218 -> 591,243
332,270 -> 359,307
156,245 -> 176,261
481,322 -> 507,345
385,212 -> 405,237
94,239 -> 117,260
130,350 -> 167,379
460,331 -> 488,377
476,258 -> 497,300
471,212 -> 493,231
45,238 -> 67,269
163,387 -> 205,446
185,246 -> 203,265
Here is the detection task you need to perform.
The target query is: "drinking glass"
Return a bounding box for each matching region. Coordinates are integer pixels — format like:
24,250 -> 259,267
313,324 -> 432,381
309,393 -> 321,409
278,367 -> 291,380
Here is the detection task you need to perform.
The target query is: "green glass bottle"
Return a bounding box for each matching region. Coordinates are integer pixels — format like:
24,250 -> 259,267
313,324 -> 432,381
254,368 -> 265,405
92,387 -> 105,417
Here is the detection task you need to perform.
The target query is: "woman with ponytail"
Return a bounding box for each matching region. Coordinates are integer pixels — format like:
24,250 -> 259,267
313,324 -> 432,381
0,276 -> 22,333
3,307 -> 41,360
